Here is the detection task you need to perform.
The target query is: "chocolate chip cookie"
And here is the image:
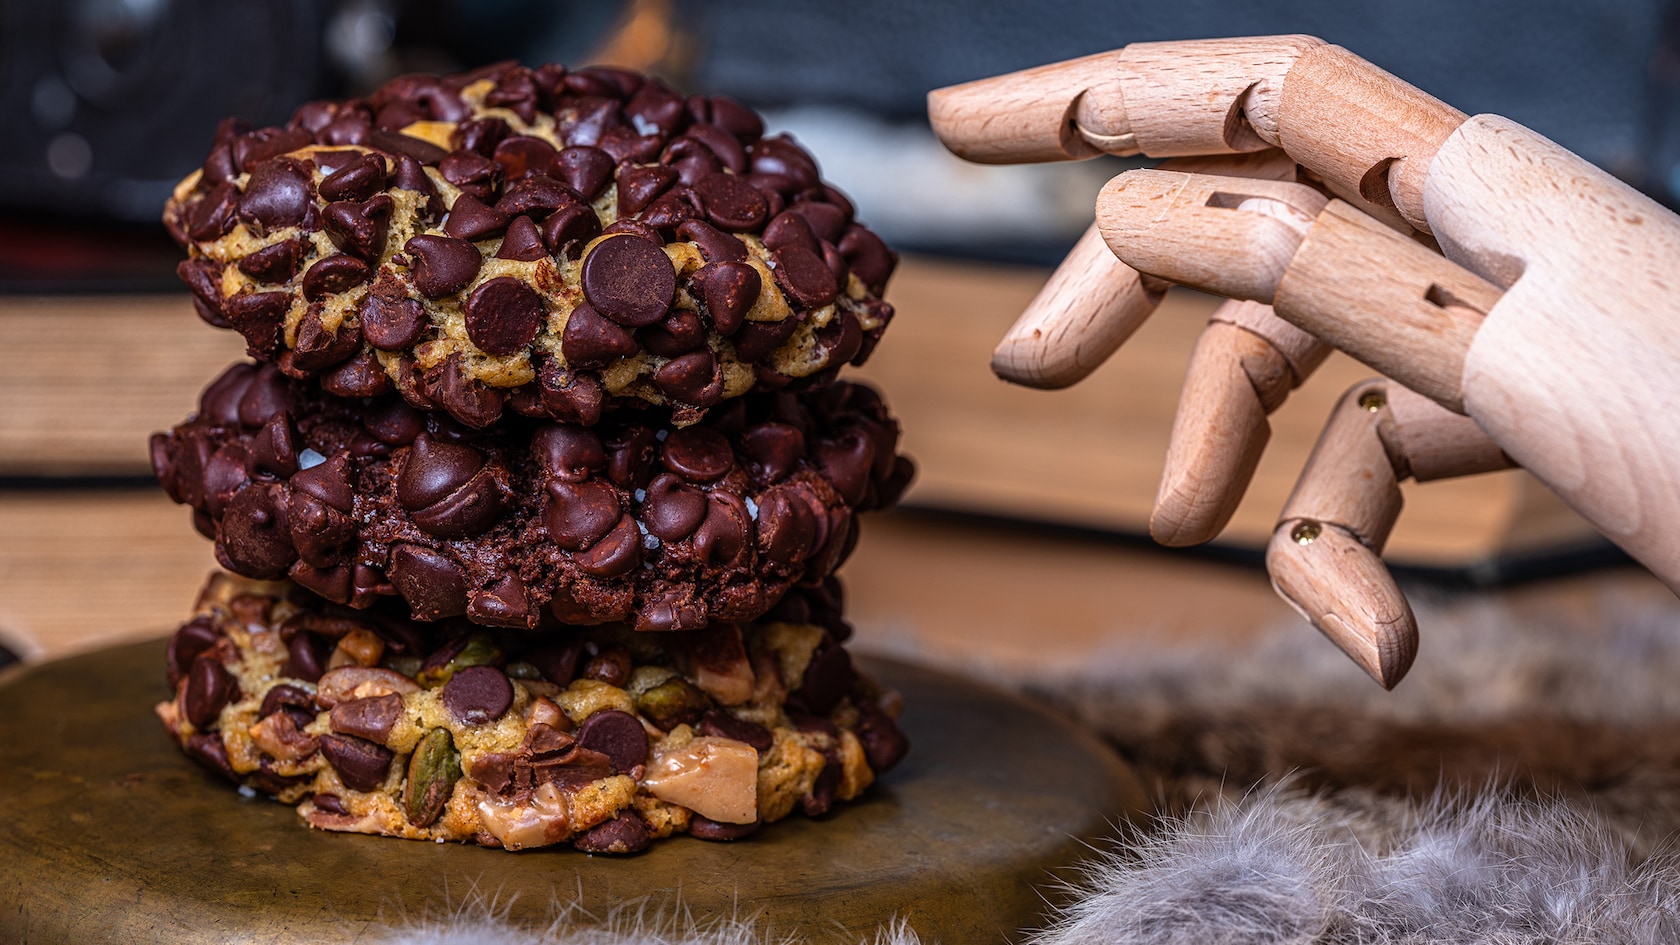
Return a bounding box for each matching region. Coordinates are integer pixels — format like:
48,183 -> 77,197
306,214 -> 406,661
157,572 -> 909,852
151,362 -> 914,632
163,63 -> 898,428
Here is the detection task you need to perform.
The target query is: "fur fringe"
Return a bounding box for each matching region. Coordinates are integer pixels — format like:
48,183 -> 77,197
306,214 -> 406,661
1033,787 -> 1680,945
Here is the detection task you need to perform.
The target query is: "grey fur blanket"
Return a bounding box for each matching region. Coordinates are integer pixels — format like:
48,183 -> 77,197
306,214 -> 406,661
389,587 -> 1680,944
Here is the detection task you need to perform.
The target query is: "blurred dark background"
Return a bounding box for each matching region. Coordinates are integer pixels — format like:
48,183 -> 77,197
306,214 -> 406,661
1,0 -> 1676,290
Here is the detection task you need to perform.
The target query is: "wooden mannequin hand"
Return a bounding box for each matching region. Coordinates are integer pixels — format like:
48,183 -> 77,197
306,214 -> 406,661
928,37 -> 1680,687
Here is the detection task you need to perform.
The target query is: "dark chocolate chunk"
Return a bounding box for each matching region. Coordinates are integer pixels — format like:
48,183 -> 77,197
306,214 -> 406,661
388,543 -> 470,619
166,617 -> 220,689
284,630 -> 330,682
794,639 -> 856,715
442,193 -> 511,241
319,733 -> 394,792
496,176 -> 583,219
572,813 -> 650,854
496,215 -> 546,261
641,473 -> 706,541
675,219 -> 747,263
839,224 -> 897,290
492,135 -> 556,180
688,815 -> 759,841
319,349 -> 392,398
224,291 -> 291,359
615,163 -> 677,216
579,645 -> 633,687
185,182 -> 240,242
438,149 -> 503,201
581,234 -> 676,327
330,692 -> 405,745
238,157 -> 315,233
653,349 -> 723,407
219,483 -> 296,578
404,234 -> 482,298
697,710 -> 774,753
540,204 -> 603,258
441,665 -> 514,725
771,245 -> 838,310
532,424 -> 606,482
691,261 -> 760,335
237,238 -> 306,284
573,514 -> 643,577
301,254 -> 372,301
661,427 -> 733,482
577,709 -> 648,772
544,479 -> 620,551
184,655 -> 240,729
695,173 -> 769,232
452,117 -> 509,156
359,279 -> 430,350
464,276 -> 545,355
318,152 -> 387,202
525,638 -> 582,686
551,145 -> 615,199
184,732 -> 237,781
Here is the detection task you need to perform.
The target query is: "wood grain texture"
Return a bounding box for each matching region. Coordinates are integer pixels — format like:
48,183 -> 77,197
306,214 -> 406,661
1096,170 -> 1326,301
1266,522 -> 1417,688
1116,35 -> 1325,155
1273,200 -> 1498,412
0,295 -> 245,475
926,49 -> 1130,163
991,221 -> 1162,389
1429,116 -> 1680,590
1278,380 -> 1405,550
1277,44 -> 1467,232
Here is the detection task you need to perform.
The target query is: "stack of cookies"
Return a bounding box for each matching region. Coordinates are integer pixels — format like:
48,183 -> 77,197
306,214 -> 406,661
148,62 -> 913,854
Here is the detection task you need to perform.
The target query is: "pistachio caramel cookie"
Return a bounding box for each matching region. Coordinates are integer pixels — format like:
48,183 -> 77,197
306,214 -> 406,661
157,572 -> 909,852
150,362 -> 913,633
163,63 -> 898,428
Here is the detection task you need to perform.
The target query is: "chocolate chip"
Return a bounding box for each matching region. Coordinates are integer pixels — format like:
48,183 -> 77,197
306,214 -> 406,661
439,149 -> 503,201
359,281 -> 429,350
166,617 -> 220,689
626,81 -> 688,136
581,235 -> 675,327
661,426 -> 733,482
599,128 -> 665,164
484,67 -> 540,122
284,630 -> 330,682
764,210 -> 819,254
675,219 -> 747,263
577,708 -> 647,772
250,411 -> 300,476
532,424 -> 607,482
319,733 -> 394,791
301,254 -> 372,301
452,116 -> 510,156
364,399 -> 425,446
653,349 -> 723,407
185,181 -> 240,242
537,362 -> 605,426
605,425 -> 659,488
685,123 -> 748,173
697,709 -> 774,753
540,204 -> 602,259
464,276 -> 545,355
754,488 -> 817,567
430,355 -> 505,429
260,683 -> 317,727
616,163 -> 677,216
443,193 -> 511,241
641,309 -> 707,358
544,479 -> 620,551
691,261 -> 760,335
687,94 -> 764,142
223,291 -> 291,359
391,153 -> 443,216
185,732 -> 237,781
803,753 -> 841,817
496,215 -> 546,261
749,136 -> 819,190
790,200 -> 849,243
177,258 -> 227,327
526,638 -> 583,686
496,176 -> 583,219
232,126 -> 311,172
795,639 -> 856,715
560,302 -> 636,368
239,157 -> 315,233
573,514 -> 643,577
404,234 -> 482,297
577,645 -> 631,688
388,543 -> 469,619
772,245 -> 838,310
854,701 -> 909,773
318,152 -> 387,202
688,815 -> 759,841
468,573 -> 532,628
664,137 -> 722,186
641,473 -> 706,541
236,364 -> 290,427
495,136 -> 561,185
219,483 -> 297,578
398,434 -> 484,509
573,813 -> 650,854
312,793 -> 350,815
411,466 -> 503,538
552,145 -> 615,199
640,187 -> 705,232
442,665 -> 513,725
839,224 -> 896,290
319,348 -> 392,398
816,431 -> 876,506
366,128 -> 448,166
695,173 -> 768,232
237,238 -> 305,284
184,654 -> 240,728
324,194 -> 395,260
821,241 -> 850,287
694,493 -> 751,566
202,443 -> 250,515
730,316 -> 799,363
330,692 -> 405,745
740,423 -> 805,483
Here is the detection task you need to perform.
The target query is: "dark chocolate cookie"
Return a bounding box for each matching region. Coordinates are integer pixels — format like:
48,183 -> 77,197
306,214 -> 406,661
151,362 -> 914,631
162,63 -> 898,427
